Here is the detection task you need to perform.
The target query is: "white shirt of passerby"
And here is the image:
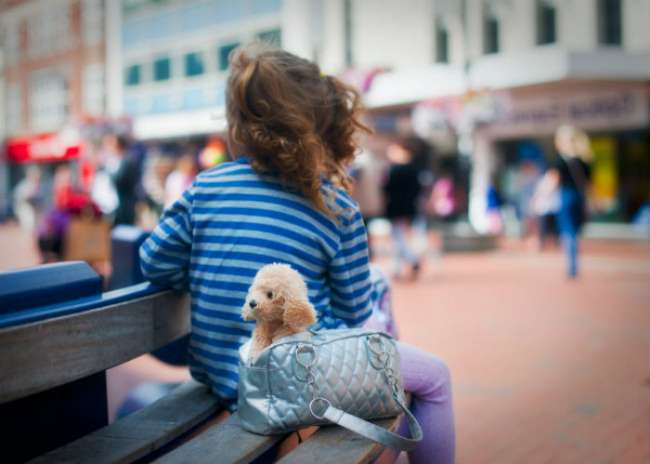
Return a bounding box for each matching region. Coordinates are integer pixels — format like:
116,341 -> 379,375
91,170 -> 119,214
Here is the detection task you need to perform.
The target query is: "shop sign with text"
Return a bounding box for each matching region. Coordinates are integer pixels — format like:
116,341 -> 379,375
484,86 -> 649,137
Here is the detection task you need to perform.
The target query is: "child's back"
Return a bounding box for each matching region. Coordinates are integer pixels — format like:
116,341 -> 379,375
140,157 -> 372,399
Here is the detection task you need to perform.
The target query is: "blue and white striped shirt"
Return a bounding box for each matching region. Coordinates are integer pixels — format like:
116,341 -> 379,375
139,157 -> 373,400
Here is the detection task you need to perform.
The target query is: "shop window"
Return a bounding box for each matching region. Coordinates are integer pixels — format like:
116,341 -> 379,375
154,56 -> 171,81
125,64 -> 141,86
30,70 -> 69,131
597,0 -> 622,46
257,28 -> 281,47
483,9 -> 499,54
184,52 -> 205,77
2,22 -> 20,66
218,42 -> 240,72
28,4 -> 71,58
536,0 -> 556,45
435,20 -> 449,63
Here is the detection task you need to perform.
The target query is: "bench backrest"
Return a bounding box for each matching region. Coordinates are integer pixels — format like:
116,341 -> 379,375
0,283 -> 190,403
0,261 -> 189,461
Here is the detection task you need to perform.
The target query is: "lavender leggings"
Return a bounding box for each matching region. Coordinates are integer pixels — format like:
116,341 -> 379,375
397,342 -> 455,464
365,268 -> 455,464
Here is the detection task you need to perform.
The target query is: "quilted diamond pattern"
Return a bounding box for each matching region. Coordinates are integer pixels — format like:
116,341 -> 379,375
239,329 -> 405,434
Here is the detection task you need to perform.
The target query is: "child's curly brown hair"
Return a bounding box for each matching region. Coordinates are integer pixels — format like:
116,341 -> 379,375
226,43 -> 370,216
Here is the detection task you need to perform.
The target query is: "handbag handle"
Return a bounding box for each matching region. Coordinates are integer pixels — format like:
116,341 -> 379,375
298,334 -> 423,451
310,395 -> 423,452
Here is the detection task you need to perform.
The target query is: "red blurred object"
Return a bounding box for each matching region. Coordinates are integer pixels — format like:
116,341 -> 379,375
53,184 -> 101,218
6,133 -> 81,164
78,158 -> 96,192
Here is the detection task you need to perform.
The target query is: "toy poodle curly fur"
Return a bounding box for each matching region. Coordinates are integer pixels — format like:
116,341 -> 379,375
242,263 -> 317,362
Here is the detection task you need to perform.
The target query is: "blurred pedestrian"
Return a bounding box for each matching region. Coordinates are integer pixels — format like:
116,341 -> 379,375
37,164 -> 101,262
429,173 -> 457,221
164,153 -> 197,208
350,147 -> 386,260
383,139 -> 422,279
485,176 -> 504,235
515,160 -> 542,239
531,167 -> 561,250
142,154 -> 175,225
542,125 -> 592,278
13,166 -> 43,233
102,134 -> 139,226
406,136 -> 435,258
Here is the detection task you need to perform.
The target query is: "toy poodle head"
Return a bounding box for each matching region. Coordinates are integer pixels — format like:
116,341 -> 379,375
242,263 -> 317,331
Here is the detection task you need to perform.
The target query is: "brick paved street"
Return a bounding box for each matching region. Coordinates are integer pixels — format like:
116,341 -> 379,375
1,222 -> 649,462
0,222 -> 40,271
378,239 -> 650,464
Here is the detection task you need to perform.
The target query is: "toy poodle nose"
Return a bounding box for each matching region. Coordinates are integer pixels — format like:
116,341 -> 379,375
249,300 -> 257,308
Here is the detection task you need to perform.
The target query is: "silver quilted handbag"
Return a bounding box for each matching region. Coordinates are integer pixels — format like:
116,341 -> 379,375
238,328 -> 422,451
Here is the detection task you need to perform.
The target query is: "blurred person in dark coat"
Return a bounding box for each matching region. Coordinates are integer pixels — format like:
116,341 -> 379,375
102,134 -> 139,226
383,139 -> 422,280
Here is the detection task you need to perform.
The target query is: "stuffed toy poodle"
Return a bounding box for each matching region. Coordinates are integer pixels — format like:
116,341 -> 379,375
242,263 -> 317,362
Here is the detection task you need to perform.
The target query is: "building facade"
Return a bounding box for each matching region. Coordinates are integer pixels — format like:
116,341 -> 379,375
110,0 -> 283,141
460,0 -> 650,230
0,0 -> 107,137
312,0 -> 650,230
0,0 -> 107,206
103,0 -> 649,228
0,48 -> 7,217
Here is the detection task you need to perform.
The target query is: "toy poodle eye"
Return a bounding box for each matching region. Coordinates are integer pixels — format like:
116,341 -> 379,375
266,291 -> 273,299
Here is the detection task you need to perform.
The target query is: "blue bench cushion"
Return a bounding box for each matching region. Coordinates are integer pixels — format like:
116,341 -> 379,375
0,260 -> 165,328
0,261 -> 102,314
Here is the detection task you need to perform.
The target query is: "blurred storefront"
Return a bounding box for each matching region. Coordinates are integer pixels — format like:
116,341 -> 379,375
345,65 -> 472,219
0,0 -> 108,216
461,39 -> 650,233
485,82 -> 650,224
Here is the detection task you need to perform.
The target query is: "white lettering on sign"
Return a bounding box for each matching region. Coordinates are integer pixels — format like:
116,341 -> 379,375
29,137 -> 67,160
484,86 -> 649,138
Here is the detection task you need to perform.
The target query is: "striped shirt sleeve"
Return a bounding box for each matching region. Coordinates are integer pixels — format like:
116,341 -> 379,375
139,186 -> 194,291
324,206 -> 373,328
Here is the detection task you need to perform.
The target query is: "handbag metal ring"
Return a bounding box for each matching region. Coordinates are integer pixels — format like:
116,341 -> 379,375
309,397 -> 331,420
295,344 -> 317,369
367,334 -> 389,369
294,344 -> 317,382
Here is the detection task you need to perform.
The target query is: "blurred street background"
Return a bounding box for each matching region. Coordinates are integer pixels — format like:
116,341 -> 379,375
1,0 -> 649,462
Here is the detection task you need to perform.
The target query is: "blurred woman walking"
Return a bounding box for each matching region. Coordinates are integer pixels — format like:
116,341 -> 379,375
384,139 -> 422,280
541,126 -> 592,278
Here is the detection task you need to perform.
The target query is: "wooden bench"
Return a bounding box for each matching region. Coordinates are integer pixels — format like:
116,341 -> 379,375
0,264 -> 405,463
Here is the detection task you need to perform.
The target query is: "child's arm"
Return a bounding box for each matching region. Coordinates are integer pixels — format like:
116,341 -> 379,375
139,187 -> 193,290
325,208 -> 373,328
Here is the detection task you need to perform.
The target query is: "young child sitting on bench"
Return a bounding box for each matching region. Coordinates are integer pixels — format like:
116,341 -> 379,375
140,43 -> 455,464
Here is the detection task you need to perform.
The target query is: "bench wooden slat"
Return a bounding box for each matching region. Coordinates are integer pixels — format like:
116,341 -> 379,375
0,290 -> 190,403
29,380 -> 221,464
277,415 -> 403,464
155,412 -> 285,464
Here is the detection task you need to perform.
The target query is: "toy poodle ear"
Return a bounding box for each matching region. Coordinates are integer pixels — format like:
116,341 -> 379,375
283,295 -> 317,331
